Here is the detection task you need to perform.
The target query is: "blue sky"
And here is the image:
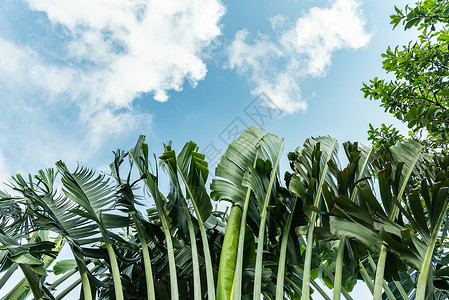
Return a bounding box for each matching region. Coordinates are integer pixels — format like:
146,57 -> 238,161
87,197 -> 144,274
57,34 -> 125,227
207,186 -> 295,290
0,0 -> 417,184
0,0 -> 419,298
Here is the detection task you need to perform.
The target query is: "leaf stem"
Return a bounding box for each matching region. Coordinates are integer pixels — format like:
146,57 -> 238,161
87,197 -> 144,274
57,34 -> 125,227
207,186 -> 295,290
333,237 -> 346,300
275,197 -> 297,300
133,214 -> 156,300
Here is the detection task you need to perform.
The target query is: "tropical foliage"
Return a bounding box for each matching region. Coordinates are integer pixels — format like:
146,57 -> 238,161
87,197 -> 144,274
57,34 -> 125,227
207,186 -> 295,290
0,125 -> 448,300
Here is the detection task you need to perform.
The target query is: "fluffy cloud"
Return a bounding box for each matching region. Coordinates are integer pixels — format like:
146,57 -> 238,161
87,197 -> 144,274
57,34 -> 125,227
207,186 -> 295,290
0,0 -> 225,178
25,0 -> 225,105
228,0 -> 371,114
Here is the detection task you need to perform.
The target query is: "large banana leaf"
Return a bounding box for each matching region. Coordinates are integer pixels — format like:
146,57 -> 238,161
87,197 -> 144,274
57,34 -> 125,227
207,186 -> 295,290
241,133 -> 284,299
211,127 -> 263,300
372,139 -> 423,299
211,127 -> 263,208
333,142 -> 374,300
212,127 -> 284,300
289,136 -> 339,299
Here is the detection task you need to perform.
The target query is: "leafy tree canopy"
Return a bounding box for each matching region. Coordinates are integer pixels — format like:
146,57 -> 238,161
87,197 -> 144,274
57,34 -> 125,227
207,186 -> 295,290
362,0 -> 449,153
367,123 -> 405,150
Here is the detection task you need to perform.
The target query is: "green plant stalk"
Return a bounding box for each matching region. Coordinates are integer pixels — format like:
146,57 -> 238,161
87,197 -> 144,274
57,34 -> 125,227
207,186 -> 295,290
53,264 -> 101,300
302,139 -> 337,299
253,143 -> 284,298
133,214 -> 156,300
333,151 -> 372,299
103,238 -> 124,300
28,276 -> 43,300
80,272 -> 92,300
415,200 -> 449,299
358,260 -> 374,294
333,237 -> 346,300
197,219 -> 215,300
51,264 -> 101,299
183,202 -> 202,300
373,212 -> 395,299
179,171 -> 215,300
232,156 -> 260,300
333,147 -> 372,300
367,252 -> 396,300
155,200 -> 179,300
302,206 -> 319,299
230,189 -> 251,300
69,246 -> 93,300
97,225 -> 124,300
275,197 -> 297,300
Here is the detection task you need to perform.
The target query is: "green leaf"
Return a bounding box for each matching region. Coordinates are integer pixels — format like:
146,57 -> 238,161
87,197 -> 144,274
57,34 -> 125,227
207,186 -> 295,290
330,216 -> 382,253
211,127 -> 263,207
53,259 -> 78,275
10,253 -> 43,266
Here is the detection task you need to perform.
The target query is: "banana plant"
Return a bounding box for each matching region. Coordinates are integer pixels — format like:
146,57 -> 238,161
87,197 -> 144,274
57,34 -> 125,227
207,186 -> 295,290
394,154 -> 449,299
211,126 -> 263,300
287,136 -> 339,299
128,136 -> 179,300
159,141 -> 215,300
110,150 -> 156,300
371,139 -> 423,299
329,141 -> 449,299
332,142 -> 374,300
241,133 -> 284,298
211,127 -> 286,299
284,141 -> 374,300
0,178 -> 68,300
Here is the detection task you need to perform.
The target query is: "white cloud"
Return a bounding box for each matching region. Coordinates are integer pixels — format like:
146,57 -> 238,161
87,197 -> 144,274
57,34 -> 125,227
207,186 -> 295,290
84,109 -> 153,149
270,15 -> 287,31
228,0 -> 371,114
0,38 -> 78,98
0,0 -> 225,179
25,0 -> 225,107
